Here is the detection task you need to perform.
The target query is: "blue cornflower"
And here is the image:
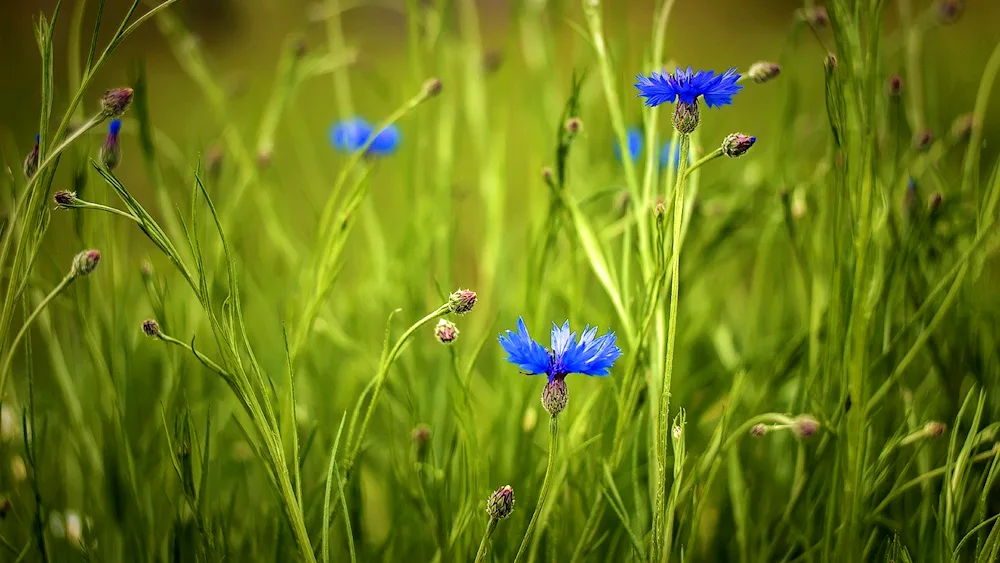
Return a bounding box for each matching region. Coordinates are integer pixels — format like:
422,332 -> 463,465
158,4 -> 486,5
498,317 -> 622,381
634,67 -> 743,108
614,127 -> 643,163
659,141 -> 686,170
100,119 -> 123,170
329,117 -> 401,156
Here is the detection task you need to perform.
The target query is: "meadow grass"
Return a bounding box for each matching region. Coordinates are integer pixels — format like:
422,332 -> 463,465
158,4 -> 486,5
1,0 -> 1000,561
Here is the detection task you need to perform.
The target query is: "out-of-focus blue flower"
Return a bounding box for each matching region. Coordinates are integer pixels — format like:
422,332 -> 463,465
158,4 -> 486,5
614,127 -> 643,163
498,317 -> 622,382
635,67 -> 743,108
329,117 -> 401,156
659,141 -> 686,170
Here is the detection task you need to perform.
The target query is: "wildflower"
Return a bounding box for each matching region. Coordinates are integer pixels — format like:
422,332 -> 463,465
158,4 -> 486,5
71,250 -> 101,277
101,87 -> 134,118
100,119 -> 123,170
329,117 -> 401,156
448,289 -> 477,315
791,415 -> 819,439
750,423 -> 768,437
54,190 -> 79,208
635,67 -> 742,134
614,127 -> 643,163
434,319 -> 459,344
498,317 -> 622,417
142,319 -> 161,338
24,134 -> 40,179
412,424 -> 431,462
722,133 -> 756,158
888,74 -> 903,97
422,77 -> 443,98
747,61 -> 781,84
486,485 -> 514,520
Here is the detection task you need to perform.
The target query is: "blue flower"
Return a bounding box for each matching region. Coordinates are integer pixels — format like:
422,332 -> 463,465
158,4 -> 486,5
108,119 -> 122,136
329,117 -> 401,156
498,317 -> 622,381
659,141 -> 681,169
634,67 -> 743,108
614,127 -> 643,163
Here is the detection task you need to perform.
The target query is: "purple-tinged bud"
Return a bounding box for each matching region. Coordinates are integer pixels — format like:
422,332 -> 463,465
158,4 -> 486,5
950,113 -> 975,142
565,117 -> 583,135
412,424 -> 431,462
937,0 -> 963,24
722,133 -> 756,158
792,415 -> 819,439
750,424 -> 768,437
422,78 -> 443,98
71,250 -> 101,277
24,134 -> 40,179
914,129 -> 934,151
748,61 -> 781,84
100,119 -> 123,170
541,377 -> 568,417
141,319 -> 161,338
486,485 -> 514,521
448,289 -> 477,315
672,101 -> 699,134
434,319 -> 459,344
888,74 -> 903,97
101,87 -> 134,118
924,421 -> 947,437
53,190 -> 78,208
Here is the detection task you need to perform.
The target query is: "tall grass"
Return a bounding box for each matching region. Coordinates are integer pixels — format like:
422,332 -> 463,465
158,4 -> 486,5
1,0 -> 999,561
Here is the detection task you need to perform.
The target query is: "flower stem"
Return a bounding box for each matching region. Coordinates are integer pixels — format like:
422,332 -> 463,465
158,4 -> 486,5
473,519 -> 499,563
513,416 -> 559,563
652,132 -> 690,563
0,272 -> 75,397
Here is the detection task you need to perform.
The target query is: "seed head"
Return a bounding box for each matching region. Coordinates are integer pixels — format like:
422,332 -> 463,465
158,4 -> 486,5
565,117 -> 583,135
888,74 -> 903,97
142,319 -> 161,338
100,119 -> 123,170
448,289 -> 477,315
791,415 -> 819,439
748,61 -> 781,84
486,485 -> 514,521
750,424 -> 768,437
412,424 -> 431,462
434,319 -> 459,344
24,134 -> 40,179
672,101 -> 700,134
924,421 -> 947,437
423,78 -> 443,98
541,377 -> 568,418
722,133 -> 756,158
71,250 -> 101,277
101,87 -> 134,118
54,191 -> 78,208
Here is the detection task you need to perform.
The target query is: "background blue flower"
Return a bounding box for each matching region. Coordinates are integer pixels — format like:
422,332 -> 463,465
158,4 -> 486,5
614,127 -> 643,163
329,117 -> 401,156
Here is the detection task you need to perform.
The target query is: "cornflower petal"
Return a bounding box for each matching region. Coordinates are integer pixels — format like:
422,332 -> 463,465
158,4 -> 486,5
498,317 -> 550,375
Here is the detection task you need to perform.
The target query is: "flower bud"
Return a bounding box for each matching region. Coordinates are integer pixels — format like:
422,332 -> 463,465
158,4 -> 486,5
888,74 -> 903,97
800,6 -> 829,27
54,191 -> 79,208
448,289 -> 477,315
101,87 -> 134,118
434,319 -> 459,344
486,485 -> 514,521
791,415 -> 819,439
928,192 -> 943,215
924,421 -> 947,437
672,101 -> 699,134
914,129 -> 934,151
142,319 -> 161,338
748,61 -> 781,84
750,423 -> 768,437
565,117 -> 583,135
412,424 -> 431,463
423,78 -> 443,98
937,0 -> 963,24
100,119 -> 123,170
824,53 -> 838,70
140,260 -> 154,281
24,134 -> 40,179
722,133 -> 756,158
541,377 -> 568,417
71,250 -> 101,277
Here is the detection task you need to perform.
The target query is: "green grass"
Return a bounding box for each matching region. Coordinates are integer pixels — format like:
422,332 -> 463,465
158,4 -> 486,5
2,0 -> 1000,561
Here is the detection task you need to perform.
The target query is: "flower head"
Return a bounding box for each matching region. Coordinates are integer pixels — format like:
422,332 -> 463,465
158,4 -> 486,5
722,133 -> 756,158
486,485 -> 514,520
71,250 -> 101,277
498,317 -> 622,381
100,119 -> 123,170
434,319 -> 459,344
448,289 -> 477,315
329,117 -> 400,156
748,61 -> 781,84
634,67 -> 743,108
24,134 -> 40,179
791,415 -> 819,439
614,127 -> 643,163
141,319 -> 161,338
54,191 -> 78,208
541,378 -> 568,417
101,87 -> 134,118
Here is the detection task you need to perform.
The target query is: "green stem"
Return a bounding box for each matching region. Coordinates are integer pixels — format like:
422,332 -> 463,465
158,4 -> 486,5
0,272 -> 75,397
473,519 -> 499,563
513,416 -> 559,563
652,133 -> 689,562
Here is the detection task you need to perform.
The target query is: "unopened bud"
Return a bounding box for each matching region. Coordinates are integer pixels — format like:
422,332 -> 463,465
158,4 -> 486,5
750,424 -> 768,437
100,119 -> 123,170
928,192 -> 943,215
434,319 -> 459,344
412,424 -> 431,462
748,61 -> 781,84
792,415 -> 819,439
824,53 -> 838,70
423,78 -> 443,98
672,101 -> 699,134
24,134 -> 40,179
924,421 -> 947,437
722,133 -> 756,158
140,260 -> 154,280
541,377 -> 568,417
486,485 -> 514,520
937,0 -> 963,24
888,74 -> 903,97
54,191 -> 79,208
799,6 -> 829,27
565,117 -> 583,134
914,129 -> 934,151
448,289 -> 477,315
101,87 -> 134,118
142,319 -> 161,338
653,201 -> 666,219
71,250 -> 101,277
